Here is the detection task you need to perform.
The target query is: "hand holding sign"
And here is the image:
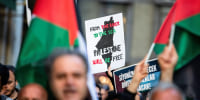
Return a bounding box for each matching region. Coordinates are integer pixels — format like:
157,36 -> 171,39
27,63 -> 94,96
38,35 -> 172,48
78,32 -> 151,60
158,44 -> 178,82
114,59 -> 160,93
127,58 -> 149,93
133,58 -> 149,82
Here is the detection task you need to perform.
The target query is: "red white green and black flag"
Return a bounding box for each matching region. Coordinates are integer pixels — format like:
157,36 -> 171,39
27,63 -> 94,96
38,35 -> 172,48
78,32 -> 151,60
148,0 -> 200,70
16,0 -> 97,99
17,0 -> 79,87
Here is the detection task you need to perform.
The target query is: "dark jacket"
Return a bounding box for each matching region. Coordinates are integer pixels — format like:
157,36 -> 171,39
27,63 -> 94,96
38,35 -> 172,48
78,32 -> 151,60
106,88 -> 136,100
0,95 -> 12,100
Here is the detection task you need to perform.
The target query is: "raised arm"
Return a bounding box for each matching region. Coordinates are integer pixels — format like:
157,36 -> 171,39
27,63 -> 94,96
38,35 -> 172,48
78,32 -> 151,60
127,58 -> 149,93
158,44 -> 178,82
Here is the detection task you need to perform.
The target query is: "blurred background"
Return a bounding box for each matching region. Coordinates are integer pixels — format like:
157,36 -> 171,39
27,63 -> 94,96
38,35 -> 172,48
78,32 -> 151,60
0,0 -> 175,66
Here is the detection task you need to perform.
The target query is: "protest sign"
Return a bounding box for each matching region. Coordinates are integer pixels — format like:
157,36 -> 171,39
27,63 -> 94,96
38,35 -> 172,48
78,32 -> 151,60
85,13 -> 125,73
113,59 -> 160,93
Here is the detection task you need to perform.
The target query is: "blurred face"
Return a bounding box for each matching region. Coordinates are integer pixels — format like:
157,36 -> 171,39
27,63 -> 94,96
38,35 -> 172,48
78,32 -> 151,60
50,55 -> 87,100
151,88 -> 182,100
1,70 -> 16,96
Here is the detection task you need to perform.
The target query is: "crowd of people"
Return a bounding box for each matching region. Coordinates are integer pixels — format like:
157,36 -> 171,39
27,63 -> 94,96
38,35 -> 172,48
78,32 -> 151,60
0,44 -> 185,100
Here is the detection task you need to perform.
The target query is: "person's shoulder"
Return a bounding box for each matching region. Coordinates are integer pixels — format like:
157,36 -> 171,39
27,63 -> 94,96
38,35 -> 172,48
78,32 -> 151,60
1,95 -> 13,100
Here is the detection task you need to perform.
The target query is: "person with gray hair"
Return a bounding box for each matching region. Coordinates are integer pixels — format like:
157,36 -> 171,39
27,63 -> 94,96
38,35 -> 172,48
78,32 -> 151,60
149,82 -> 185,100
45,48 -> 90,100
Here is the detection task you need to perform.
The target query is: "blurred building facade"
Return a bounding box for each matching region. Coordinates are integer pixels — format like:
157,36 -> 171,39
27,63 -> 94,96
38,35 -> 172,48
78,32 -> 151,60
0,0 -> 175,66
0,0 -> 24,66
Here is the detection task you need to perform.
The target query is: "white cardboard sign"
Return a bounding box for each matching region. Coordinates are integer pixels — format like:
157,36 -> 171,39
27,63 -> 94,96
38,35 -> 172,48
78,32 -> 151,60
85,13 -> 125,73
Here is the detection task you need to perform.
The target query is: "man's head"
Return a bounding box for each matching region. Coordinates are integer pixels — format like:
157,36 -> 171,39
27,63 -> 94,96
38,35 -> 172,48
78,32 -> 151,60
18,83 -> 47,100
46,49 -> 88,100
1,65 -> 17,96
150,82 -> 184,100
0,63 -> 9,91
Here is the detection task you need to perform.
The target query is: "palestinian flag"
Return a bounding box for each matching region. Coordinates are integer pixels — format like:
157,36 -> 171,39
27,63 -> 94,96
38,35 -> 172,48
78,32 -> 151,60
16,0 -> 80,88
154,0 -> 200,70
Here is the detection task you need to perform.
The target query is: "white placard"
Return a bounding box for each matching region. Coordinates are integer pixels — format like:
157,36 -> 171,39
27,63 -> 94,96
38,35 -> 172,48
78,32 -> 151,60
85,13 -> 125,73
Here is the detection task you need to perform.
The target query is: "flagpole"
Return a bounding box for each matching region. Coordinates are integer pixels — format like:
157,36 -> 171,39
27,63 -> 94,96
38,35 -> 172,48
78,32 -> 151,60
25,0 -> 31,26
169,24 -> 175,49
145,43 -> 155,64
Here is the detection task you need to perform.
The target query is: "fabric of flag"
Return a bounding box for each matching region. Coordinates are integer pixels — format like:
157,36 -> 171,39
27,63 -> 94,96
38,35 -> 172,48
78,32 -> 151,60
154,0 -> 200,70
16,0 -> 79,88
0,0 -> 16,10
